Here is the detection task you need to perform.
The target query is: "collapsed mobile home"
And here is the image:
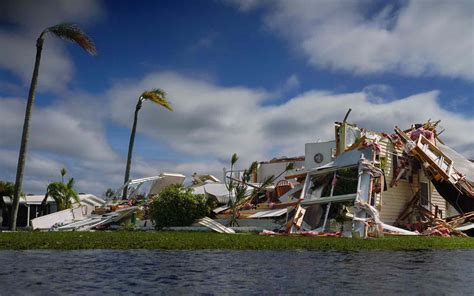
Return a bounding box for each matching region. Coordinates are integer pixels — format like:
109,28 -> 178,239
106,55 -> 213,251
213,116 -> 474,237
3,115 -> 473,237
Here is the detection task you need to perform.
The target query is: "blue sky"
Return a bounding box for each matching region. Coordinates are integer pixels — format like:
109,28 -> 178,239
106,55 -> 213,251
0,0 -> 473,195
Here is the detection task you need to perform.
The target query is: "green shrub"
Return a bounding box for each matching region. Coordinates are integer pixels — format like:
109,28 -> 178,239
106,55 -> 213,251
149,184 -> 210,229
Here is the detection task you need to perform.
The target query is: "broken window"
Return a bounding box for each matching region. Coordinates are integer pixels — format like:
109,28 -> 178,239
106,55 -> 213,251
420,182 -> 430,209
392,154 -> 411,182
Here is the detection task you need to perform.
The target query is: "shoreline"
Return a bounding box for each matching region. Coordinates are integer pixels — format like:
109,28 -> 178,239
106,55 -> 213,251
0,231 -> 473,251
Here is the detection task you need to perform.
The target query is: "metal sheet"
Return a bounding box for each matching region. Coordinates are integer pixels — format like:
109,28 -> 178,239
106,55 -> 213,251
278,184 -> 303,203
248,209 -> 287,218
300,193 -> 357,206
455,223 -> 474,232
308,148 -> 373,176
382,223 -> 419,235
197,217 -> 235,233
148,173 -> 186,196
212,205 -> 230,214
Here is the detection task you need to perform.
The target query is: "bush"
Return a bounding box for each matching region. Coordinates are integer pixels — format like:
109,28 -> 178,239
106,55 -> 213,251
149,184 -> 210,229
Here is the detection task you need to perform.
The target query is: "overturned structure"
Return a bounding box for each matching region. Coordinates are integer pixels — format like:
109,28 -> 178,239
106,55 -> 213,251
217,117 -> 474,238
277,119 -> 474,237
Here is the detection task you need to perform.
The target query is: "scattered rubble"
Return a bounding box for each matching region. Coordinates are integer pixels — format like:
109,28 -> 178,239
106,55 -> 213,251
4,113 -> 473,238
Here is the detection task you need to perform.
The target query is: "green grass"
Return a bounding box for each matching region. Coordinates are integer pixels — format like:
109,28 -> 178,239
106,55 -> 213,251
0,231 -> 473,251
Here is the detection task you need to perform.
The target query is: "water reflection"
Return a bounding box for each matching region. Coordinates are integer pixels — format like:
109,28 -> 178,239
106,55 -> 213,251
0,249 -> 472,295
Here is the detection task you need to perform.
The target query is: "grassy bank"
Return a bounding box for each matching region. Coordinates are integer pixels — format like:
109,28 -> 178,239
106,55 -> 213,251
0,231 -> 473,251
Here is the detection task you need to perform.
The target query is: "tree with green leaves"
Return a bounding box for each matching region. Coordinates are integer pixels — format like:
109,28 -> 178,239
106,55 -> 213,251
122,89 -> 173,199
0,181 -> 15,199
104,188 -> 115,199
0,181 -> 15,227
41,169 -> 80,213
10,23 -> 96,230
149,184 -> 209,229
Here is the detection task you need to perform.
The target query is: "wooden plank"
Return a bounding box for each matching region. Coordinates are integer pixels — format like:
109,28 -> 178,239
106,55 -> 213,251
256,201 -> 300,209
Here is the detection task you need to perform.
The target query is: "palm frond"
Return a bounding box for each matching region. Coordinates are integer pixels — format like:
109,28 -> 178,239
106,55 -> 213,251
46,178 -> 79,210
67,178 -> 80,204
248,161 -> 258,175
0,181 -> 15,197
231,153 -> 238,166
141,88 -> 173,111
285,162 -> 295,172
46,23 -> 97,55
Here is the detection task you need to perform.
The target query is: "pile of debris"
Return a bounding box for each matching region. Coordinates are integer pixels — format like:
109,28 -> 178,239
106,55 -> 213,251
29,173 -> 187,231
23,114 -> 474,238
193,116 -> 474,238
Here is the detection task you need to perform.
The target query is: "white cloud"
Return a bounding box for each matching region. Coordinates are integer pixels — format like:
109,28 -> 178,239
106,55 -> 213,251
0,0 -> 103,92
0,31 -> 73,92
283,74 -> 300,92
0,149 -> 65,193
362,84 -> 395,103
2,72 -> 473,195
233,0 -> 474,80
0,0 -> 103,30
108,72 -> 474,161
0,96 -> 116,161
107,72 -> 270,163
109,71 -> 474,162
223,0 -> 265,12
263,90 -> 474,158
0,150 -> 63,178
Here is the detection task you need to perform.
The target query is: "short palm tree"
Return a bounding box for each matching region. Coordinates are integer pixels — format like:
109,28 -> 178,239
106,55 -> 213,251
0,181 -> 15,198
10,23 -> 96,230
122,89 -> 173,199
44,178 -> 80,212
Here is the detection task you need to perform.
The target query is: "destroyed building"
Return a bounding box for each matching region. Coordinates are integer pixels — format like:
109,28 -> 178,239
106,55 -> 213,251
3,114 -> 472,237
217,116 -> 474,237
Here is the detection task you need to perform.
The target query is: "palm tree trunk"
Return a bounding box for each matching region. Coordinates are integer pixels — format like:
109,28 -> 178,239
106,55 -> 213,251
122,99 -> 142,199
40,192 -> 49,216
10,36 -> 44,230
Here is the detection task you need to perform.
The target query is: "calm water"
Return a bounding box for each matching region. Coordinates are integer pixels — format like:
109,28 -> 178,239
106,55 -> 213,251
0,249 -> 472,295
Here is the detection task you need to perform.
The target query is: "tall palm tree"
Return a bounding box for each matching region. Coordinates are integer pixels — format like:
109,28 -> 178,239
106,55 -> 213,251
10,23 -> 96,230
122,89 -> 173,199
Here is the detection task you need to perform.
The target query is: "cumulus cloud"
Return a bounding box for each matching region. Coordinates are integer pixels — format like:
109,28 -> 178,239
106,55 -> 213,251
362,84 -> 395,103
0,149 -> 65,193
0,31 -> 74,92
0,96 -> 116,161
223,0 -> 266,12
283,74 -> 300,92
2,73 -> 473,195
264,90 -> 474,158
230,0 -> 474,80
107,72 -> 270,164
109,71 -> 474,162
0,0 -> 103,30
0,0 -> 103,92
0,150 -> 63,179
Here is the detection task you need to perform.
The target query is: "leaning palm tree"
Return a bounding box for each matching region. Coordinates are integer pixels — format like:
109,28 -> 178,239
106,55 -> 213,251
122,89 -> 173,199
10,23 -> 96,230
